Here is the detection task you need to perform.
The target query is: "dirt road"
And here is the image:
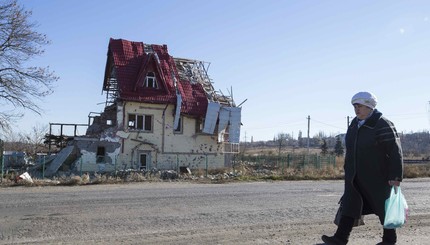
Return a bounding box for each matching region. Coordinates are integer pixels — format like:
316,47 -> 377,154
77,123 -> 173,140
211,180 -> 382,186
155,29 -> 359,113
1,178 -> 429,244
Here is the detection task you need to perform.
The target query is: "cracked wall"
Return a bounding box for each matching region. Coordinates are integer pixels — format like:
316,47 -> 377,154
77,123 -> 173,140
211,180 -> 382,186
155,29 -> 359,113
73,137 -> 121,173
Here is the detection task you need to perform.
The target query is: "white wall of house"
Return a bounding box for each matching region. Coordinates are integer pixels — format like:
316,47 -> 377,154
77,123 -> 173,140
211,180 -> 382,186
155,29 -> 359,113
116,101 -> 227,170
73,101 -> 230,173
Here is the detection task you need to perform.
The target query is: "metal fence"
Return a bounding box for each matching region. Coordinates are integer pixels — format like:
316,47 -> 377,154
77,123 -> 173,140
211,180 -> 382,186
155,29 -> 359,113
234,153 -> 337,171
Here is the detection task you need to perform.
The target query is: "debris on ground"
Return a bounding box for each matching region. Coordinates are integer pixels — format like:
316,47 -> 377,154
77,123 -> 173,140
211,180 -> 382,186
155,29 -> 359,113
17,172 -> 33,184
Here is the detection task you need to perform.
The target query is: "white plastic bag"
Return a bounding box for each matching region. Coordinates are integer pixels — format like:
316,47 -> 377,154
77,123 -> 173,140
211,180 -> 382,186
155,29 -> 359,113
383,186 -> 408,229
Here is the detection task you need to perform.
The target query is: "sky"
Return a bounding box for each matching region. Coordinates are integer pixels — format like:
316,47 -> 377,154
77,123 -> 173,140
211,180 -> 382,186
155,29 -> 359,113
5,0 -> 430,141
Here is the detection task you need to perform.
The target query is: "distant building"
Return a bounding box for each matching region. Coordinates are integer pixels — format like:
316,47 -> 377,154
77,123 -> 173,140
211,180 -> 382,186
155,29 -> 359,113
2,151 -> 29,169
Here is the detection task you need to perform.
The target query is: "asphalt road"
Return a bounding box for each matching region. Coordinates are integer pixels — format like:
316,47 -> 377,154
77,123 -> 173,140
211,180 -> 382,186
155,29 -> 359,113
1,178 -> 429,244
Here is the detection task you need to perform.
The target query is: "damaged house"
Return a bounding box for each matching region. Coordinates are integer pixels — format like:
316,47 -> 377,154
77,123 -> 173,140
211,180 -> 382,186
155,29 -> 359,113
44,38 -> 243,176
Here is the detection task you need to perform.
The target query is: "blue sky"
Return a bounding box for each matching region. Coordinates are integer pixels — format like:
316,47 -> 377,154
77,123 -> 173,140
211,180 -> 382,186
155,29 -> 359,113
10,0 -> 430,141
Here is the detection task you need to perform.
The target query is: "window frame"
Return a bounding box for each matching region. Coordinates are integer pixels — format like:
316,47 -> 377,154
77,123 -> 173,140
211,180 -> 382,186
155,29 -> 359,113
195,118 -> 204,133
174,116 -> 183,134
145,72 -> 158,89
127,113 -> 153,132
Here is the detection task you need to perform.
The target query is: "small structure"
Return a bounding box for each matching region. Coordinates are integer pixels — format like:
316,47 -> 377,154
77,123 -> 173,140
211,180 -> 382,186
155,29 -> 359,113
44,38 -> 243,175
2,151 -> 30,169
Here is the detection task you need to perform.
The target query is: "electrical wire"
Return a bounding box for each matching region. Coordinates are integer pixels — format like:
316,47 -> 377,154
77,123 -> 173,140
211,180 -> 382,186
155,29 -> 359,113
310,118 -> 346,131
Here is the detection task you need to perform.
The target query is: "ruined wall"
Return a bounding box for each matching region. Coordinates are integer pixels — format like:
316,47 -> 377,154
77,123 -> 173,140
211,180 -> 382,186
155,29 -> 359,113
156,153 -> 223,170
74,137 -> 121,173
117,102 -> 226,170
86,105 -> 117,136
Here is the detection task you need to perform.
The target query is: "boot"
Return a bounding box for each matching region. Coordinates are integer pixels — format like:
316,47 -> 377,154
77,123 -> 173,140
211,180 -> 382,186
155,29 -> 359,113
376,228 -> 396,245
321,235 -> 347,245
322,215 -> 354,244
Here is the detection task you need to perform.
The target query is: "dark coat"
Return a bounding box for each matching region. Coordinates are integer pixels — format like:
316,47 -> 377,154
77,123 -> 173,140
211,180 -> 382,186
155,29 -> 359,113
342,109 -> 403,224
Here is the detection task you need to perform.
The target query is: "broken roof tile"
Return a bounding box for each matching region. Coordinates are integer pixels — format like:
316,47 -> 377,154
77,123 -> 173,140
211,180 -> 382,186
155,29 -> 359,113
105,38 -> 235,118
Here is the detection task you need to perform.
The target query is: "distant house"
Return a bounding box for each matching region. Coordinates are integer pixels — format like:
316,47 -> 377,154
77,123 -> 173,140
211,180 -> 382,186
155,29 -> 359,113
51,38 -> 243,174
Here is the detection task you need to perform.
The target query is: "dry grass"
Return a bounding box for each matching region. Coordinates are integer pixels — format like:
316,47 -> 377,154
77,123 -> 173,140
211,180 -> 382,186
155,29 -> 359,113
1,157 -> 429,187
404,164 -> 430,178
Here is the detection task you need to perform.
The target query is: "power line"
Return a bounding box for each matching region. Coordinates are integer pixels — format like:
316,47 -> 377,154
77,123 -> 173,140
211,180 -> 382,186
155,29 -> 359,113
310,118 -> 346,130
245,117 -> 348,132
244,120 -> 306,130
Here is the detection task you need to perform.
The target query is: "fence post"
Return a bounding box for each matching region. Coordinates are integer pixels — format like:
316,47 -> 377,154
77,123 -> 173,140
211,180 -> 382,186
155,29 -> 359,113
42,155 -> 45,179
281,154 -> 284,175
205,154 -> 208,177
232,154 -> 235,175
114,155 -> 118,175
80,157 -> 83,177
1,153 -> 3,183
176,154 -> 179,173
302,154 -> 306,169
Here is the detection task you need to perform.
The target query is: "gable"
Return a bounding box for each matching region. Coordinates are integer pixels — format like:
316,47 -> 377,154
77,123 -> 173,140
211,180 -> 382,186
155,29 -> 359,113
104,39 -> 175,105
133,53 -> 169,94
103,38 -> 232,119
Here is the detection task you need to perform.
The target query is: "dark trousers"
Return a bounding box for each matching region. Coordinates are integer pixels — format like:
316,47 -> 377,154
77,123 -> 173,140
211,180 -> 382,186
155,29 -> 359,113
383,228 -> 397,243
334,215 -> 354,243
335,215 -> 397,244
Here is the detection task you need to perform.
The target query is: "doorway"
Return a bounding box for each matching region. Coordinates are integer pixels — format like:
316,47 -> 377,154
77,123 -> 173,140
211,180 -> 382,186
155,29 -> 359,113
138,152 -> 151,171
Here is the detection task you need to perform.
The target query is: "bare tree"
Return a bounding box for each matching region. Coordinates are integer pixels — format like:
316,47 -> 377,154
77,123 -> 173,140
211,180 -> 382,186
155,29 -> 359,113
20,123 -> 48,157
276,133 -> 288,156
0,127 -> 22,150
0,0 -> 58,129
1,123 -> 48,160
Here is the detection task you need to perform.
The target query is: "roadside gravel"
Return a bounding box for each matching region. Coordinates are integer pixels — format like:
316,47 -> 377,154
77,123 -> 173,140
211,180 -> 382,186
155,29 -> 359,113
1,178 -> 429,244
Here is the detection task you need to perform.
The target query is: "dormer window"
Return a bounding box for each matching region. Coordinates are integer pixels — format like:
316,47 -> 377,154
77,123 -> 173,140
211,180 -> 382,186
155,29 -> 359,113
145,72 -> 158,88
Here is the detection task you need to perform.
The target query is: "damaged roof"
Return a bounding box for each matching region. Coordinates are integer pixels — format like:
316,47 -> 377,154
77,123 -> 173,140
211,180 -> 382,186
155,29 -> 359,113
103,38 -> 232,118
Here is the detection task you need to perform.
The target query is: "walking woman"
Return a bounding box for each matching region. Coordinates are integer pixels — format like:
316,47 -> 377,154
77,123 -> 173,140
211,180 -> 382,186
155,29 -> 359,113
322,91 -> 404,245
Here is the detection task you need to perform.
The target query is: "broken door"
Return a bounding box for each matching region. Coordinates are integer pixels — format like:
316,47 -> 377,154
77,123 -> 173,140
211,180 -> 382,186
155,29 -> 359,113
138,151 -> 151,171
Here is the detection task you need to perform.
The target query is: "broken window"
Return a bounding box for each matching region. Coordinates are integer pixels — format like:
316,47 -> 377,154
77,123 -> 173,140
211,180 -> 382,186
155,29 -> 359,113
137,115 -> 144,129
128,114 -> 153,132
96,146 -> 105,163
195,118 -> 204,133
144,115 -> 152,131
145,72 -> 158,88
128,114 -> 136,128
218,128 -> 230,143
174,116 -> 182,133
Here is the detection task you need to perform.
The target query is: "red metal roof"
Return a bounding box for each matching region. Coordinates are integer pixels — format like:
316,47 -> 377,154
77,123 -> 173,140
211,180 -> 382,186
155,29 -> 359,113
105,38 -> 208,117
